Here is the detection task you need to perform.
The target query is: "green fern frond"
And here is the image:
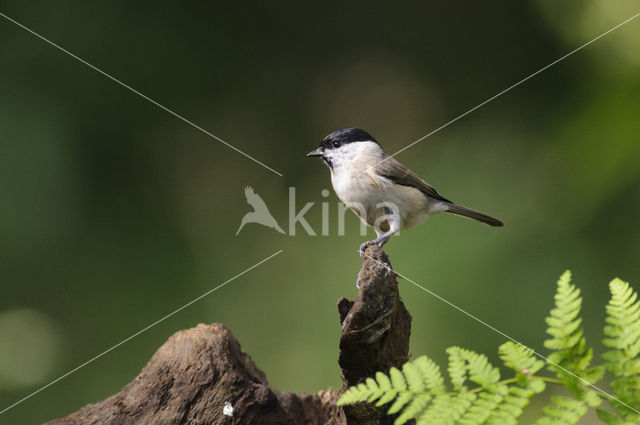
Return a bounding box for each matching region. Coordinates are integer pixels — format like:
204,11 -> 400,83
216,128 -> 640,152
338,351 -> 506,424
485,386 -> 537,425
535,395 -> 587,425
602,278 -> 640,417
336,355 -> 445,423
544,271 -> 604,396
395,396 -> 430,425
603,279 -> 640,366
387,392 -> 413,416
338,272 -> 640,425
416,392 -> 477,425
445,346 -> 501,389
596,408 -> 626,425
390,366 -> 407,391
403,361 -> 426,392
414,355 -> 446,394
458,385 -> 508,425
339,348 -> 535,425
499,342 -> 547,393
460,348 -> 501,387
338,381 -> 379,405
415,395 -> 451,424
373,371 -> 398,406
544,271 -> 584,355
499,342 -> 544,375
448,347 -> 468,391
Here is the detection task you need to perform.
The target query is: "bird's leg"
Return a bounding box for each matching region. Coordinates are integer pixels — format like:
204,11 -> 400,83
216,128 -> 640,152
360,207 -> 401,257
359,228 -> 400,258
372,229 -> 399,246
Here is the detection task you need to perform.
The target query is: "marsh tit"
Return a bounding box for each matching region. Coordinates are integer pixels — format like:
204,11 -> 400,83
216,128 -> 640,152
307,128 -> 503,254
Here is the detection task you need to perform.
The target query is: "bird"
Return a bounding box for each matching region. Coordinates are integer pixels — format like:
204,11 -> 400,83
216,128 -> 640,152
236,186 -> 285,235
306,128 -> 502,254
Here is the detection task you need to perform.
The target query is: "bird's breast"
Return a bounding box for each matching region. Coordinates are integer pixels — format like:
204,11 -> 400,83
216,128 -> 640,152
330,165 -> 438,229
331,167 -> 379,206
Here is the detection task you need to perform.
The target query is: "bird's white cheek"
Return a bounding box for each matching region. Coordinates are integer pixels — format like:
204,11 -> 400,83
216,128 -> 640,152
326,144 -> 368,168
324,151 -> 346,168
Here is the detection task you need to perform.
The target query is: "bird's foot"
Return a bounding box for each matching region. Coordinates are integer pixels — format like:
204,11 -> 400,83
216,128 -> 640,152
359,240 -> 376,258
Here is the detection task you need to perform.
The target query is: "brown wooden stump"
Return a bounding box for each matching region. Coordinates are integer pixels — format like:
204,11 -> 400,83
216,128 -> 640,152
46,245 -> 411,425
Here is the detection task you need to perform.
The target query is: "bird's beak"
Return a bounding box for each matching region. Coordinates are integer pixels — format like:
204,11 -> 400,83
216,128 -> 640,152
306,148 -> 323,158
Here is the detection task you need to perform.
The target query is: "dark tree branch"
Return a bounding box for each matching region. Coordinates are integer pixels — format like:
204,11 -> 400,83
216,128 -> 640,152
46,245 -> 411,425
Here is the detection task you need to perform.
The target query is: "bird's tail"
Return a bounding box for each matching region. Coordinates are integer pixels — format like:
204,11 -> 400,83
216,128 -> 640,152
446,203 -> 503,227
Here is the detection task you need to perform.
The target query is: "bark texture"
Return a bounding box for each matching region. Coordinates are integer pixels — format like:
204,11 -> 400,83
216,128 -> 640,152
46,245 -> 411,425
338,245 -> 412,425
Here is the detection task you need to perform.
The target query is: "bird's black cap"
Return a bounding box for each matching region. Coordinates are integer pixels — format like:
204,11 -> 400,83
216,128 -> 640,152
320,128 -> 379,149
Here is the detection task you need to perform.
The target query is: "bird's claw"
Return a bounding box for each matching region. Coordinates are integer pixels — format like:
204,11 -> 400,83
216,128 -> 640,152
359,240 -> 376,258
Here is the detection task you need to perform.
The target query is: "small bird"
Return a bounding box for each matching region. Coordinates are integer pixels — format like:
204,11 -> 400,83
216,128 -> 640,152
236,186 -> 285,235
307,128 -> 502,254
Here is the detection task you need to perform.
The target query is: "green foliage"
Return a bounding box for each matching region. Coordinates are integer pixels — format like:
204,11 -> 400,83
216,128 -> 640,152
535,271 -> 603,424
595,408 -> 625,425
601,278 -> 640,421
535,395 -> 587,425
543,271 -> 604,397
338,272 -> 640,424
485,386 -> 537,425
337,342 -> 545,425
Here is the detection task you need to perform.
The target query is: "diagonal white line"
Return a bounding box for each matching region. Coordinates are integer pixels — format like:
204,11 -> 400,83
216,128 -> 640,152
0,249 -> 283,415
368,11 -> 640,172
360,250 -> 640,415
0,11 -> 283,177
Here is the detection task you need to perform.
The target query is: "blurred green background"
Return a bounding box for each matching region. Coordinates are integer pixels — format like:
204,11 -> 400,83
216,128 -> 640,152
1,1 -> 639,423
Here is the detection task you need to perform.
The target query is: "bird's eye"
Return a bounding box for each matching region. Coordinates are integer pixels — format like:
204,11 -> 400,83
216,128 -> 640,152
332,141 -> 341,148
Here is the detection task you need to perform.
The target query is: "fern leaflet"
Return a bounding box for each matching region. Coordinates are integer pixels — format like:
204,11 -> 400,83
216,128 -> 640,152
337,272 -> 640,425
337,347 -> 543,425
535,395 -> 587,425
543,271 -> 604,397
602,278 -> 640,419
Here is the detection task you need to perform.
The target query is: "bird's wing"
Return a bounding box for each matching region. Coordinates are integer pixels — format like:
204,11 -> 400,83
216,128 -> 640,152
374,154 -> 452,203
245,186 -> 269,211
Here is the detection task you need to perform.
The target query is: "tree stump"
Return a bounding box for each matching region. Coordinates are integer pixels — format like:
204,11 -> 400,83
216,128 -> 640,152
46,245 -> 411,425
